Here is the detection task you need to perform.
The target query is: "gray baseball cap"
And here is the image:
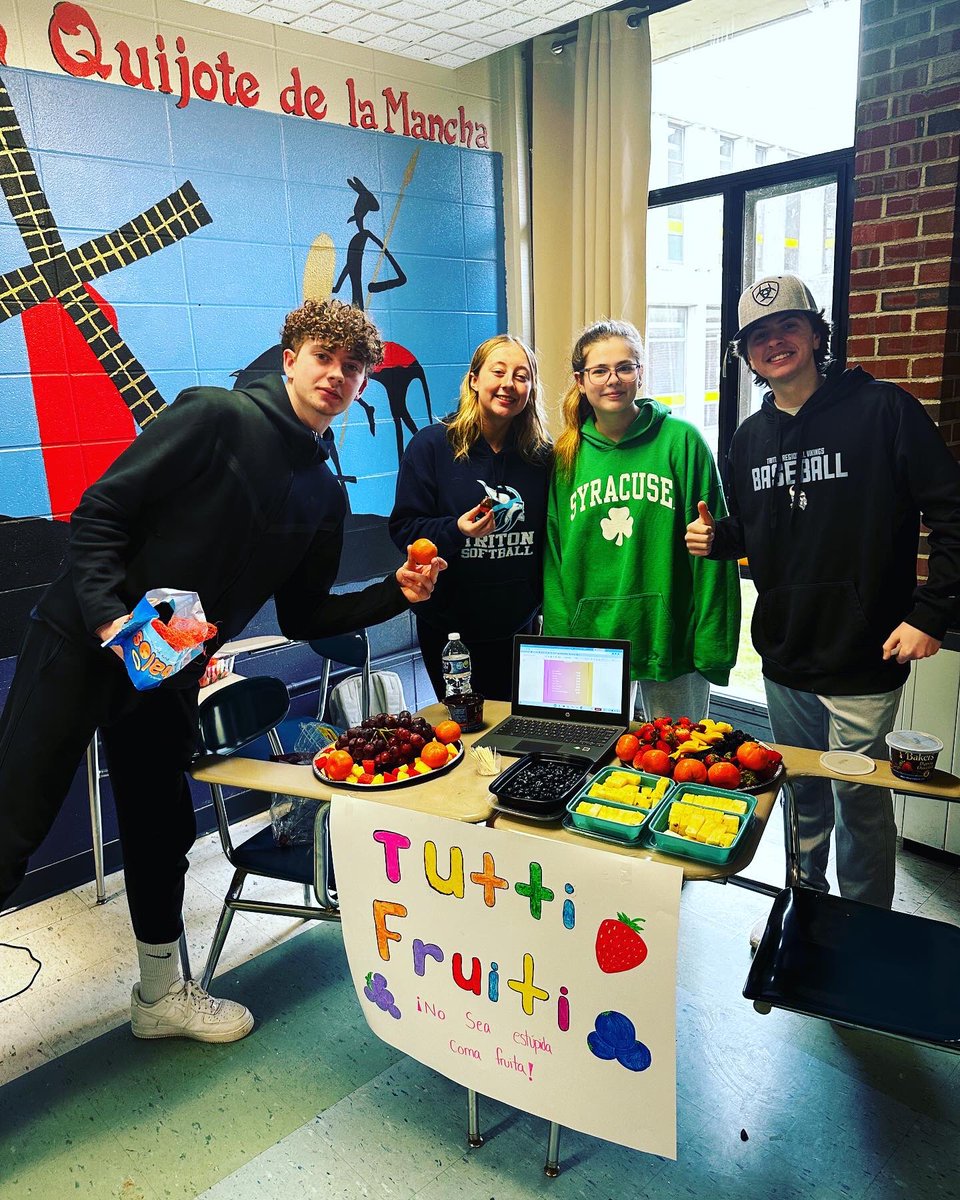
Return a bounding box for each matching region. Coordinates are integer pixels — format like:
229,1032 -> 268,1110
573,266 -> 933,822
735,274 -> 820,340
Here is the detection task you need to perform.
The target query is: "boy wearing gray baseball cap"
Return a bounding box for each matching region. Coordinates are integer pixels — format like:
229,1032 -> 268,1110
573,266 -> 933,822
685,274 -> 960,938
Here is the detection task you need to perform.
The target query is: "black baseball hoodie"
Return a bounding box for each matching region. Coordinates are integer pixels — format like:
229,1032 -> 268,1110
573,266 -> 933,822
710,365 -> 960,694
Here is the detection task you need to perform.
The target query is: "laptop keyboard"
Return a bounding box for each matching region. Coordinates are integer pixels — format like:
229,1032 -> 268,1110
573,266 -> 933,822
496,716 -> 617,747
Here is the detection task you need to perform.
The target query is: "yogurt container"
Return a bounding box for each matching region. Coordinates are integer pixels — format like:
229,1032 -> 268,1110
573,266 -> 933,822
884,730 -> 943,782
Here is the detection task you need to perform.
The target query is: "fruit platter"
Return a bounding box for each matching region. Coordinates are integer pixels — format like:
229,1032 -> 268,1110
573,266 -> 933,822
613,716 -> 784,793
313,711 -> 463,790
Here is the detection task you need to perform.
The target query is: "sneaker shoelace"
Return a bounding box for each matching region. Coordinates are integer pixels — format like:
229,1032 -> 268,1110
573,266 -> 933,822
180,980 -> 222,1014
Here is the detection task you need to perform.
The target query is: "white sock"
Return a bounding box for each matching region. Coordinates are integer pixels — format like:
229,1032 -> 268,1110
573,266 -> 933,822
136,939 -> 182,1003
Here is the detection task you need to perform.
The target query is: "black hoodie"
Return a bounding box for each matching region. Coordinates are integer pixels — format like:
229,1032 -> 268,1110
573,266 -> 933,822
711,365 -> 960,695
36,373 -> 407,667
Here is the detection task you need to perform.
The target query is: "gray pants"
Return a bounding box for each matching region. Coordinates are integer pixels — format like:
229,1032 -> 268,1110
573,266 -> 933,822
632,671 -> 711,723
763,678 -> 902,908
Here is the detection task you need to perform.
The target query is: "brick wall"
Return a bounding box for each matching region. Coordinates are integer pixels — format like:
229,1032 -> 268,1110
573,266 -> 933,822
848,0 -> 960,578
848,3 -> 959,420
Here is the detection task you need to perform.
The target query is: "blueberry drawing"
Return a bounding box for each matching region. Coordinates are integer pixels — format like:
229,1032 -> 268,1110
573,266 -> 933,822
364,971 -> 401,1019
587,1009 -> 652,1072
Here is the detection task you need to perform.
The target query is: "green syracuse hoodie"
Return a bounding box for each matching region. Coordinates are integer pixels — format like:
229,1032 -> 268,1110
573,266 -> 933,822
543,401 -> 740,685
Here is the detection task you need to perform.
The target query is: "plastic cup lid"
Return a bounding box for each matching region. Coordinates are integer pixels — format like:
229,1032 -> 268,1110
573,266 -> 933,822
819,751 -> 876,776
884,730 -> 943,753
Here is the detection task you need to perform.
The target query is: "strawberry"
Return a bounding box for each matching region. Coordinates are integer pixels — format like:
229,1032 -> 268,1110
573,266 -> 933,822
637,722 -> 656,742
595,913 -> 648,974
655,738 -> 673,754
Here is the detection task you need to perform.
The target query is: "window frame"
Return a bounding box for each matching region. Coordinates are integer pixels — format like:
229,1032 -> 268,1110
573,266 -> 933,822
648,146 -> 855,467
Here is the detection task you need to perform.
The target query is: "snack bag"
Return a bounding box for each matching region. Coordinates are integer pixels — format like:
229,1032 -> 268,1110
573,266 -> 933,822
105,588 -> 217,691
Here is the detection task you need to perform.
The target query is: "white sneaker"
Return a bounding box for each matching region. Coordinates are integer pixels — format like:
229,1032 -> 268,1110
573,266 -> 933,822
749,912 -> 770,954
131,979 -> 254,1043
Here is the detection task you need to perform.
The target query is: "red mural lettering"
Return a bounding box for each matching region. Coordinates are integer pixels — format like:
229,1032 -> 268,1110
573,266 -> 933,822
0,23 -> 8,66
49,1 -> 111,80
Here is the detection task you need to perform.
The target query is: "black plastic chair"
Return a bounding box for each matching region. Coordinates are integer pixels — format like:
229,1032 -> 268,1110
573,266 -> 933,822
195,675 -> 340,990
744,886 -> 960,1051
309,631 -> 372,724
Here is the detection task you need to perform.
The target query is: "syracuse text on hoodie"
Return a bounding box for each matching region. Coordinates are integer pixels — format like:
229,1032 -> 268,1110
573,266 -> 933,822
543,402 -> 740,685
711,365 -> 960,695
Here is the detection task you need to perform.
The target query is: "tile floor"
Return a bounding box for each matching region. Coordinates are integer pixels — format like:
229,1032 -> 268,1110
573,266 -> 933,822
1,806 -> 959,1199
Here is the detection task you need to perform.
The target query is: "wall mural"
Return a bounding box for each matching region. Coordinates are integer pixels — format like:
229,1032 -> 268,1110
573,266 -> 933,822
0,64 -> 505,658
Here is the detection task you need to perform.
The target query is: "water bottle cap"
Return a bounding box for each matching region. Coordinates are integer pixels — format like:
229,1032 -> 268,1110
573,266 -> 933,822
448,632 -> 460,641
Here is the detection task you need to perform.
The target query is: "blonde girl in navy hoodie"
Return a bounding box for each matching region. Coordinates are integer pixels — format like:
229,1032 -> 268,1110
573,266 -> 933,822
543,319 -> 739,722
390,336 -> 552,701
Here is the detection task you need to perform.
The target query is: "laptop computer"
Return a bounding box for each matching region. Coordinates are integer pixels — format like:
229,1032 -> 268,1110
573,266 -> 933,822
474,635 -> 632,763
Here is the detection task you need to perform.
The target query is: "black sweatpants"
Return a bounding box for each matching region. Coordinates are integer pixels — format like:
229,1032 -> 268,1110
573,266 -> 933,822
0,619 -> 199,943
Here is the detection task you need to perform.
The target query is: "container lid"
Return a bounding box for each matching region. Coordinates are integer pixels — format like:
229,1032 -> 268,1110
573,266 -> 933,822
819,751 -> 876,776
885,730 -> 943,753
447,632 -> 460,640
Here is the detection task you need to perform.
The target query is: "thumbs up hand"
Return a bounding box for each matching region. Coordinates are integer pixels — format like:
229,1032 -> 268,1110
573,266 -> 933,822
685,500 -> 716,557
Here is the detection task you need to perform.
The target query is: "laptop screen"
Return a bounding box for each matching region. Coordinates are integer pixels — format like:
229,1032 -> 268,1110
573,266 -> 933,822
514,637 -> 630,719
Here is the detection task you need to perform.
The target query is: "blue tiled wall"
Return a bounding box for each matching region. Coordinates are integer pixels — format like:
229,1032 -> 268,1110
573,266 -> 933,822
0,62 -> 505,541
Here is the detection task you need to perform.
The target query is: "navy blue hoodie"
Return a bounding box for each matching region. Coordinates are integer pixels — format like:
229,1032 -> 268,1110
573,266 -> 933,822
711,365 -> 960,695
389,421 -> 551,642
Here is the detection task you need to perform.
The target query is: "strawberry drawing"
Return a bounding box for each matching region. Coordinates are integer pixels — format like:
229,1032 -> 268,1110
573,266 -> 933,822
595,913 -> 648,974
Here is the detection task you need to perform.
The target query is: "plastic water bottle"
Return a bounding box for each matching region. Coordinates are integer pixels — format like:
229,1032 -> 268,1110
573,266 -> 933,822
441,632 -> 472,698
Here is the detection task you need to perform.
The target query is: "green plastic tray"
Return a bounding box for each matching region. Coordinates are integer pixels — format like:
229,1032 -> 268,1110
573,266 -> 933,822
645,784 -> 757,864
566,765 -> 674,843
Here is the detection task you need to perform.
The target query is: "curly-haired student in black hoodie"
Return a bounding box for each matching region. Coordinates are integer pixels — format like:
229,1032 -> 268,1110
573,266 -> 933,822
0,300 -> 443,1039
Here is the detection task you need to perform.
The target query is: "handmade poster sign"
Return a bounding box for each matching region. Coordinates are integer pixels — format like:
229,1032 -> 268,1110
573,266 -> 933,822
331,797 -> 682,1157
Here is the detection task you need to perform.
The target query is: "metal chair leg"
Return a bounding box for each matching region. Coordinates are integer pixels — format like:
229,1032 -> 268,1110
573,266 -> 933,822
85,738 -> 106,904
200,873 -> 244,990
466,1089 -> 483,1147
781,779 -> 801,887
544,1121 -> 562,1177
178,930 -> 192,981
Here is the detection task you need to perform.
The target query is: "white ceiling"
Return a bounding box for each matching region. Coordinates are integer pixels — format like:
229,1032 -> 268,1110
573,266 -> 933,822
193,0 -> 617,69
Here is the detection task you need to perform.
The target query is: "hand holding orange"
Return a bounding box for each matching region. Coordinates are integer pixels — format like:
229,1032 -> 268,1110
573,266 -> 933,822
410,538 -> 439,566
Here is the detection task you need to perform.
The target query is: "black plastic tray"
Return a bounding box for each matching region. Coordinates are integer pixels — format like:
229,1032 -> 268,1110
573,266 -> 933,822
488,751 -> 593,818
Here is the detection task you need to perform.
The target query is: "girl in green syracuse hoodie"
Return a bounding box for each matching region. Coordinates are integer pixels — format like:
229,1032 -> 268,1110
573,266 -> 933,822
543,319 -> 740,721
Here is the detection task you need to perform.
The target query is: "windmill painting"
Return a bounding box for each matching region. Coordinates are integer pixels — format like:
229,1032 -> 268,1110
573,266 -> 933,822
0,63 -> 505,658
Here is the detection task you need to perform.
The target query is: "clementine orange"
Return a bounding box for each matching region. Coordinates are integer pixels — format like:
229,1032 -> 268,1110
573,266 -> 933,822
673,757 -> 708,784
639,748 -> 671,776
324,750 -> 354,781
707,760 -> 742,789
736,741 -> 770,772
421,740 -> 449,769
615,733 -> 640,763
434,719 -> 462,744
410,538 -> 439,565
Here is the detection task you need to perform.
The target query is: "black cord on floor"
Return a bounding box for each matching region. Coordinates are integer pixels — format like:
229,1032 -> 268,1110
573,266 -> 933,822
0,942 -> 41,1001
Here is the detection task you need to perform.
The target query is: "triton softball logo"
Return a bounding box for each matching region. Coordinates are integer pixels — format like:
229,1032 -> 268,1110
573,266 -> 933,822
753,280 -> 780,306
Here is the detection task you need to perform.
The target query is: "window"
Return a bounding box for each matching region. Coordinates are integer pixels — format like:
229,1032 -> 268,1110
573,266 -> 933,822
646,306 -> 687,418
703,306 -> 721,428
667,202 -> 684,263
667,122 -> 685,185
650,0 -> 861,187
784,194 -> 800,273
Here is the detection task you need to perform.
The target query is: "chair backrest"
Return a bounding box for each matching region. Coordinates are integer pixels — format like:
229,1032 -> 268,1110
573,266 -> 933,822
309,630 -> 372,723
197,676 -> 290,758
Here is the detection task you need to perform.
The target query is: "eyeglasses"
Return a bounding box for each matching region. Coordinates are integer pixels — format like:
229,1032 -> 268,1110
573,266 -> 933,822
579,361 -> 641,384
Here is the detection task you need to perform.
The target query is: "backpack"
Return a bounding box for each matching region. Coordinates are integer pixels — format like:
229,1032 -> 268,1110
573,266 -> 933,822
328,669 -> 407,729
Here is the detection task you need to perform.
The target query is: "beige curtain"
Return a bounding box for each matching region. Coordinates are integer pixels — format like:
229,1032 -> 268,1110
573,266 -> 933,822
531,11 -> 652,424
